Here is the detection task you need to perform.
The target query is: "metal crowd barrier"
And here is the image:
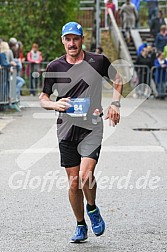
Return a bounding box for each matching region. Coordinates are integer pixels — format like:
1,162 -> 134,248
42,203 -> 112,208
21,61 -> 48,95
102,64 -> 164,98
102,64 -> 150,91
4,62 -> 164,98
10,67 -> 17,104
0,67 -> 9,105
134,64 -> 150,86
0,66 -> 17,106
150,66 -> 167,97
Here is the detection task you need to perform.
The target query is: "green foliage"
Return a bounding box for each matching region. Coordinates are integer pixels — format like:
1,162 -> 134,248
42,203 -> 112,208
0,0 -> 80,61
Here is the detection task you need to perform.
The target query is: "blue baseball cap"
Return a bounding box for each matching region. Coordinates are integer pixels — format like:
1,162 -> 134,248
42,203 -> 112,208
62,22 -> 83,37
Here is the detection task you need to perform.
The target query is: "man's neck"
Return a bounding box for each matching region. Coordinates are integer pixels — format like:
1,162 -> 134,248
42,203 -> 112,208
66,51 -> 84,64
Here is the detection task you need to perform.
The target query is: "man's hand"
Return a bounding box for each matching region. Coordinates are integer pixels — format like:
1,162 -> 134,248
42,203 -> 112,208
105,105 -> 120,127
55,97 -> 71,111
39,92 -> 71,111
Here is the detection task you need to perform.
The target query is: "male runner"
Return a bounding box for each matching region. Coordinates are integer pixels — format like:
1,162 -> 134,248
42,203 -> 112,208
39,21 -> 122,242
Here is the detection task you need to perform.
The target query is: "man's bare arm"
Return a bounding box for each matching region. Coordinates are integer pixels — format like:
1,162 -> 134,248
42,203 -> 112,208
112,72 -> 123,102
105,72 -> 123,126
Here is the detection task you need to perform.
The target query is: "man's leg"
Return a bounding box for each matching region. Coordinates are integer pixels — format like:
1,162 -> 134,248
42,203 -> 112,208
79,157 -> 105,236
65,165 -> 84,222
79,157 -> 97,206
65,165 -> 88,242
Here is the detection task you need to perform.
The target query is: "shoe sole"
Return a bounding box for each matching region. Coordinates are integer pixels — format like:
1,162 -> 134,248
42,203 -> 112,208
95,230 -> 105,236
70,237 -> 88,243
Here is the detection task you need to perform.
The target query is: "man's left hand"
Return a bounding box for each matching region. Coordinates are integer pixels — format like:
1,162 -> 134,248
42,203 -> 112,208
105,105 -> 120,126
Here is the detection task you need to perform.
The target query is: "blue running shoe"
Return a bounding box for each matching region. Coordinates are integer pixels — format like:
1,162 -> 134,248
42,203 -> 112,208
70,225 -> 88,243
86,205 -> 105,236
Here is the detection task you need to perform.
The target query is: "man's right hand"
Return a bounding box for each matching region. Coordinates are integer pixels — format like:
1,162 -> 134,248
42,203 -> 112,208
39,92 -> 71,111
55,97 -> 71,111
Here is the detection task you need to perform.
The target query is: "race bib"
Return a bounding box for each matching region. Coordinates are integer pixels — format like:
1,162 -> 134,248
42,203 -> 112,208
66,97 -> 90,117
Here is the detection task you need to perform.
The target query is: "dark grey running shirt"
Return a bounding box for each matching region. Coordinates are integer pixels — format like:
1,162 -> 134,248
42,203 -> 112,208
43,51 -> 116,142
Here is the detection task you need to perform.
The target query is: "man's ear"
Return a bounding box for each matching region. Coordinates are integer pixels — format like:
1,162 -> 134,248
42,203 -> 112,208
61,36 -> 65,45
82,36 -> 85,43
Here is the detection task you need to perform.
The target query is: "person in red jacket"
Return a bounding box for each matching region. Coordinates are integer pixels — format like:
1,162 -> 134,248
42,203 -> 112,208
106,0 -> 116,26
27,43 -> 43,96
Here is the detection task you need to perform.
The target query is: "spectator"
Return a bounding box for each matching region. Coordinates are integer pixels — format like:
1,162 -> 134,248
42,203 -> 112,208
9,38 -> 25,62
144,0 -> 158,27
155,25 -> 167,52
0,42 -> 12,65
1,41 -> 25,100
0,45 -> 9,102
146,45 -> 157,67
150,10 -> 166,38
137,41 -> 148,56
120,0 -> 138,44
106,0 -> 116,26
136,47 -> 152,78
9,37 -> 20,59
9,38 -> 25,99
0,42 -> 14,101
135,47 -> 152,97
104,0 -> 118,10
154,52 -> 167,99
0,51 -> 10,67
27,43 -> 43,96
1,41 -> 16,66
9,38 -> 23,75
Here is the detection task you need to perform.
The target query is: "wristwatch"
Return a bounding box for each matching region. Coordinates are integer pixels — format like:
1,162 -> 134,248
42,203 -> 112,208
110,101 -> 121,108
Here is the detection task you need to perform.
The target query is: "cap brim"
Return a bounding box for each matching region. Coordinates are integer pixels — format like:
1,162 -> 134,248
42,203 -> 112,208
62,31 -> 82,37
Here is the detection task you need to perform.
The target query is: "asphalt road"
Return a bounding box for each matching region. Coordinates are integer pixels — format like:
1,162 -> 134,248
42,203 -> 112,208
0,96 -> 167,252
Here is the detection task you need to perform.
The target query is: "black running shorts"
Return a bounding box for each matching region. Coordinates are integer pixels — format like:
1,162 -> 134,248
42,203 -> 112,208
59,139 -> 102,168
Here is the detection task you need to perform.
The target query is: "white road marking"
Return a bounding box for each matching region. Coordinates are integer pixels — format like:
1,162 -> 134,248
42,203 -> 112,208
0,145 -> 164,155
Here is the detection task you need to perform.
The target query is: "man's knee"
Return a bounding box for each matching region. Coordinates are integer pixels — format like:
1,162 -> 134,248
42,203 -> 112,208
68,175 -> 80,192
79,170 -> 96,188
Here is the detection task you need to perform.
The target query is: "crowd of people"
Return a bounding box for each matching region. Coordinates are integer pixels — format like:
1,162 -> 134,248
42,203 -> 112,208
105,0 -> 167,99
135,43 -> 167,99
0,0 -> 167,103
0,38 -> 43,103
136,12 -> 167,99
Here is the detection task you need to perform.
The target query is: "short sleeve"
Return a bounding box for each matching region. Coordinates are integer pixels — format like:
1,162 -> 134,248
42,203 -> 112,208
102,55 -> 117,81
43,64 -> 56,96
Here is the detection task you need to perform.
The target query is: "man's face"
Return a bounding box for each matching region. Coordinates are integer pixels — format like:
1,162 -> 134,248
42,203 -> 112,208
62,34 -> 84,57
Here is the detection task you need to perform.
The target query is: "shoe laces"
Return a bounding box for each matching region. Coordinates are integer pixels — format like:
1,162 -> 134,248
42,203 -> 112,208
75,226 -> 86,236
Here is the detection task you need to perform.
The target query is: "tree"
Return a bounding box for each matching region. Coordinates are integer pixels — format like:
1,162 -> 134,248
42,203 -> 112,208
0,0 -> 79,60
